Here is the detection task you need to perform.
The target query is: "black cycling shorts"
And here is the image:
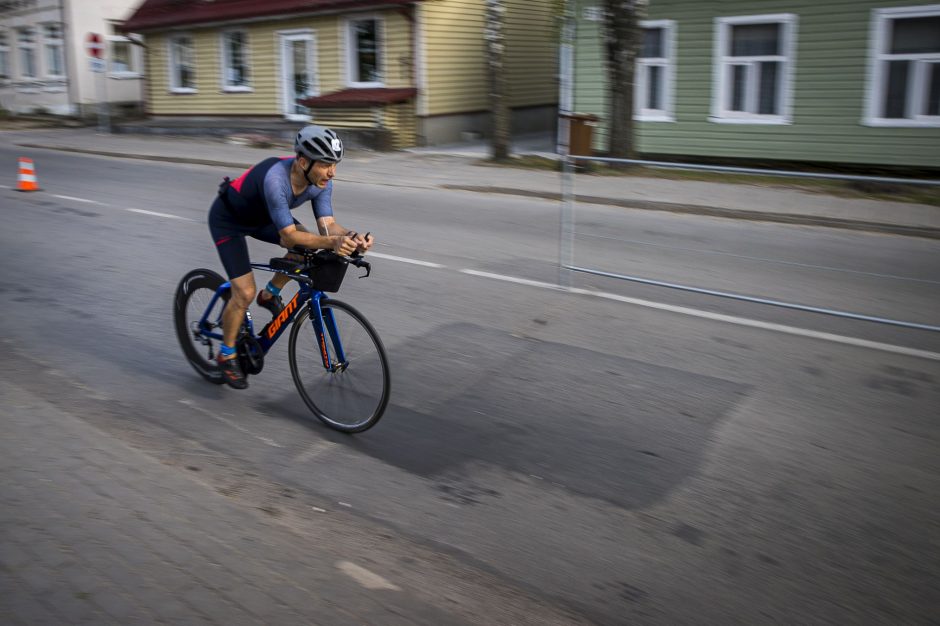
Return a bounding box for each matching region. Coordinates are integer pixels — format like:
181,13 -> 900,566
208,197 -> 299,279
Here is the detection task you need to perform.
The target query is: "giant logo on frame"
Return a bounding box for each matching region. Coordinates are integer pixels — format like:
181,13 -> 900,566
265,293 -> 300,339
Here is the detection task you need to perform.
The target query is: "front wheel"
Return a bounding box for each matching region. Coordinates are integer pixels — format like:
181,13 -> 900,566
174,268 -> 228,384
288,299 -> 390,433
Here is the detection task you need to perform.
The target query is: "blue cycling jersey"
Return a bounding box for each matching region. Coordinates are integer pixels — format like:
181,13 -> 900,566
222,157 -> 333,230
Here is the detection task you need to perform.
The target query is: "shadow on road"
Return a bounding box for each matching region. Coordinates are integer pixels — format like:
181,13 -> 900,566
326,322 -> 751,509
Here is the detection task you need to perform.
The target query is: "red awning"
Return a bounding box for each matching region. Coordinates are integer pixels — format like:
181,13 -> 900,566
299,88 -> 418,107
123,0 -> 415,32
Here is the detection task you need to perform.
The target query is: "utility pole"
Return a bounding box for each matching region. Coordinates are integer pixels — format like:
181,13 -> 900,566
485,0 -> 510,161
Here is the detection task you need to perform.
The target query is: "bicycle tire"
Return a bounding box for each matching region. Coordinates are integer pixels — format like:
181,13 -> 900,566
288,298 -> 390,433
174,268 -> 228,384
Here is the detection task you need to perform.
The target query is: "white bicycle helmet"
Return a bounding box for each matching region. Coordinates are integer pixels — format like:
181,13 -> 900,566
294,125 -> 344,164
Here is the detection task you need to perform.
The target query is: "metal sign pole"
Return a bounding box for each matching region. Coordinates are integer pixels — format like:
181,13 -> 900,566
100,68 -> 110,133
560,155 -> 575,288
557,3 -> 576,288
96,70 -> 105,132
87,33 -> 109,133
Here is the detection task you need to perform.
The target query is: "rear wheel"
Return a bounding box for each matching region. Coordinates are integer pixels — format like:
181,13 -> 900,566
288,299 -> 390,433
174,269 -> 229,384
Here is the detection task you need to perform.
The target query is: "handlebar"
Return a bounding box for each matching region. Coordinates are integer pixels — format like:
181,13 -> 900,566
286,247 -> 371,278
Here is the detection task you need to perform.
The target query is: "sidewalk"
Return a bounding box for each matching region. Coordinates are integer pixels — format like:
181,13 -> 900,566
0,352 -> 587,625
5,126 -> 940,238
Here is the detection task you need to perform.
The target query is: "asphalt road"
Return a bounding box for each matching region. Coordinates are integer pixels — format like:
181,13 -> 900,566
2,145 -> 938,624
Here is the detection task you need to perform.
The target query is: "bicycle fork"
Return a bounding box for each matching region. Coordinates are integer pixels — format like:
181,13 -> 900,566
310,294 -> 348,372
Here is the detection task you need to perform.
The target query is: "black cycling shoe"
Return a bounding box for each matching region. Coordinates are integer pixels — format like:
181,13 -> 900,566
217,355 -> 248,389
256,290 -> 284,318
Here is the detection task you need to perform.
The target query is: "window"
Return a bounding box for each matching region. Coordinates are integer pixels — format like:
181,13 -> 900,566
17,27 -> 36,79
43,24 -> 64,77
221,30 -> 250,90
346,17 -> 382,86
0,31 -> 9,80
866,5 -> 940,126
108,36 -> 138,76
582,6 -> 604,22
712,14 -> 796,124
636,20 -> 675,121
168,34 -> 195,92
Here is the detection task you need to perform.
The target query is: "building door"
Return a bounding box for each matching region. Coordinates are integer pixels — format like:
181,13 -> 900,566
280,31 -> 316,121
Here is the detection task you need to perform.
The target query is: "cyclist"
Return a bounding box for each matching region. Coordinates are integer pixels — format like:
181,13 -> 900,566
208,124 -> 374,389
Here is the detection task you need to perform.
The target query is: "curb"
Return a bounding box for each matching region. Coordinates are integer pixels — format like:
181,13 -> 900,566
441,184 -> 940,240
15,143 -> 253,170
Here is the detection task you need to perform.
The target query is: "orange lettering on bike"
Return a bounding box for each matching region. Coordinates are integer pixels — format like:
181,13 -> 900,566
319,331 -> 329,367
265,293 -> 300,339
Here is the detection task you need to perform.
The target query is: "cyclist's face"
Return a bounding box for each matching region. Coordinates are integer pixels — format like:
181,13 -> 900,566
308,160 -> 337,188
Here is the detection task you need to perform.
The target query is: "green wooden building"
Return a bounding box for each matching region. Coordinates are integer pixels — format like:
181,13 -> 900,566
571,0 -> 940,168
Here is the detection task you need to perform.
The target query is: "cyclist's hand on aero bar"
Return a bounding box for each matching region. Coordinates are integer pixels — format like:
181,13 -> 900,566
350,231 -> 374,254
332,234 -> 358,256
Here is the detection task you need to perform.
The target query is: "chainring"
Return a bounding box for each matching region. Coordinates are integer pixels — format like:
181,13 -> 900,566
237,335 -> 265,375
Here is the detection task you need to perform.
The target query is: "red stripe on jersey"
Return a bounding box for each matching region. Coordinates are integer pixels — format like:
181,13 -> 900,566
229,167 -> 252,193
229,156 -> 292,193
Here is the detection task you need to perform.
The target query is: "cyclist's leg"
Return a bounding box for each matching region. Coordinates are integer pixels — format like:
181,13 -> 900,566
209,203 -> 255,388
253,219 -> 302,312
221,272 -> 255,347
216,270 -> 253,390
210,222 -> 256,348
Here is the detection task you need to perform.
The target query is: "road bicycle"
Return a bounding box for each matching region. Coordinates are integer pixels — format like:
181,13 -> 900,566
173,249 -> 390,433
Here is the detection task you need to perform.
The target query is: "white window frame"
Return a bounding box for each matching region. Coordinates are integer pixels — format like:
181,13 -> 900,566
220,29 -> 252,92
42,23 -> 64,79
344,14 -> 384,87
636,19 -> 676,122
167,33 -> 196,93
711,13 -> 797,125
17,26 -> 36,79
107,35 -> 141,78
0,30 -> 10,81
864,4 -> 940,127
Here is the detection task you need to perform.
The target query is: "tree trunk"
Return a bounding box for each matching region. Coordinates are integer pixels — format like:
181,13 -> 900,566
604,0 -> 646,163
486,0 -> 511,161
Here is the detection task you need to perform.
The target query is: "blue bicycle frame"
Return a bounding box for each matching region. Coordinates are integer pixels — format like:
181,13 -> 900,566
196,267 -> 347,370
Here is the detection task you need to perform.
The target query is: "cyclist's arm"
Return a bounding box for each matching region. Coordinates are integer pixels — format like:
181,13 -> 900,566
278,223 -> 356,255
316,217 -> 374,252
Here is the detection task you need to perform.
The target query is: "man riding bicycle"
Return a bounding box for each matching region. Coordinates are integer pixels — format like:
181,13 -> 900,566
208,124 -> 373,389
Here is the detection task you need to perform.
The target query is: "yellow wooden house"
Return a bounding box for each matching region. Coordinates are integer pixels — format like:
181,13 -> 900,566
122,0 -> 559,148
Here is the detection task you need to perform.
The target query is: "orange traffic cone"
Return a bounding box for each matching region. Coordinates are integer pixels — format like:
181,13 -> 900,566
17,157 -> 39,192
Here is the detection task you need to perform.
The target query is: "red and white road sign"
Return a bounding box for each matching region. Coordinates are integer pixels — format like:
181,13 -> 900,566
86,33 -> 104,59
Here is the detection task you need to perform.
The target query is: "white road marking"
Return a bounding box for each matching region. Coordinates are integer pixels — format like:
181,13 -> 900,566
460,270 -> 566,291
127,208 -> 197,221
292,439 -> 338,463
178,399 -> 283,447
336,561 -> 401,591
51,194 -> 105,205
459,269 -> 940,362
368,251 -> 446,268
0,184 -> 10,189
